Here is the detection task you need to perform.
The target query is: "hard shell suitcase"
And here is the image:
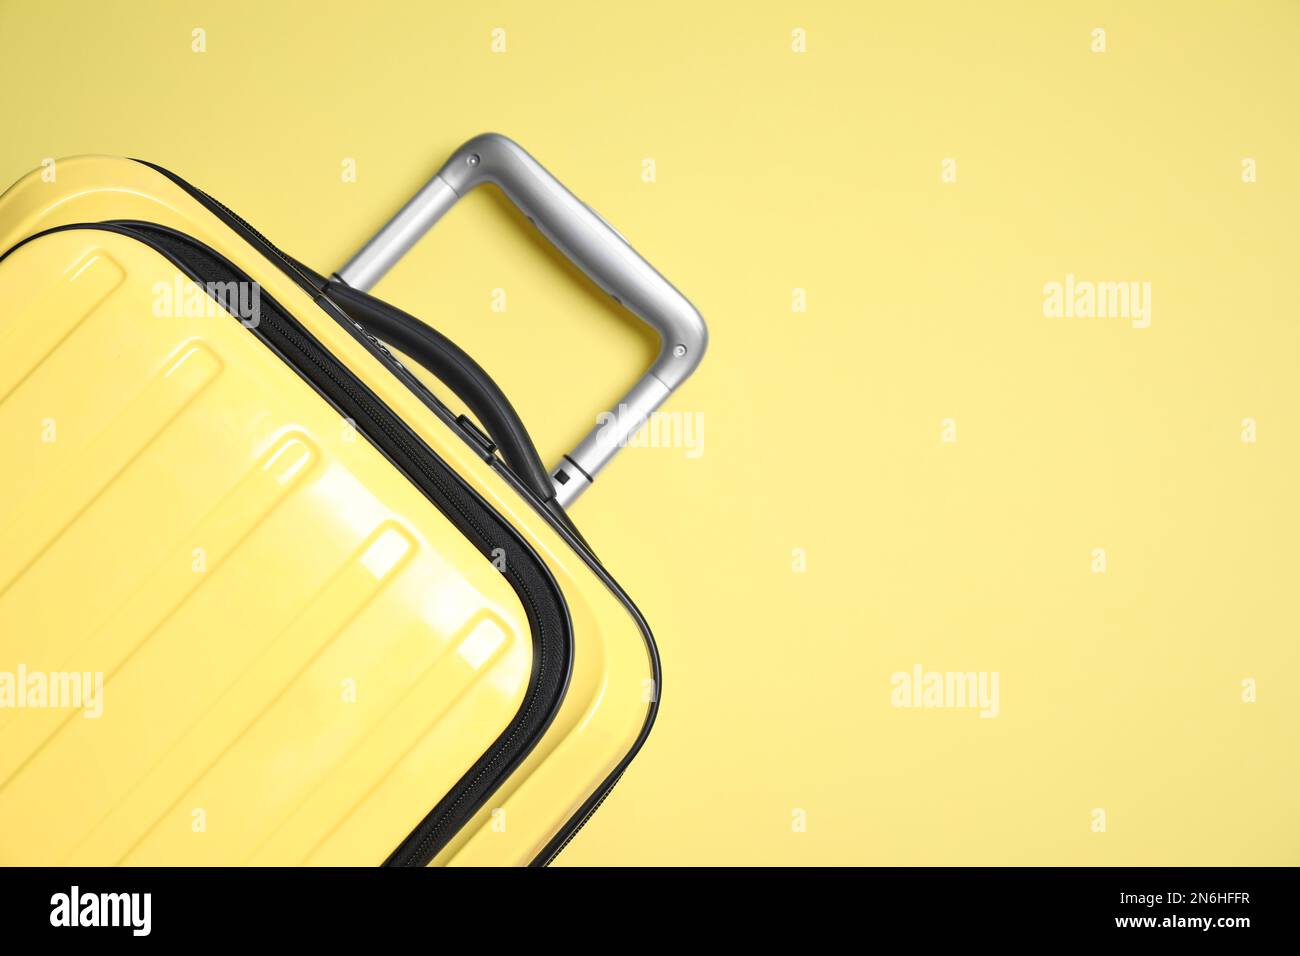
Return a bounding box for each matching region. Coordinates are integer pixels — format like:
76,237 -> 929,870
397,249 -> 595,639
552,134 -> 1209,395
0,135 -> 707,865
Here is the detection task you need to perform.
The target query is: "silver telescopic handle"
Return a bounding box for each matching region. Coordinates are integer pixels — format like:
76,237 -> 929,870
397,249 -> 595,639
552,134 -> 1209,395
336,133 -> 708,508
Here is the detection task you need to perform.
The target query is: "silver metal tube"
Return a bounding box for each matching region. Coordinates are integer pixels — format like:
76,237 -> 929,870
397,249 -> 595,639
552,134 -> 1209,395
338,175 -> 459,292
552,373 -> 671,508
337,134 -> 708,507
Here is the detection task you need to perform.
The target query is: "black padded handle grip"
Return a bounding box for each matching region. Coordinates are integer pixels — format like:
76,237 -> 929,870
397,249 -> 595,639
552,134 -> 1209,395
324,279 -> 557,504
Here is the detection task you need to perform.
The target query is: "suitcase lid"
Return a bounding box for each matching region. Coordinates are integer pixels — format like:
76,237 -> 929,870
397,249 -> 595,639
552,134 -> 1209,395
0,226 -> 544,864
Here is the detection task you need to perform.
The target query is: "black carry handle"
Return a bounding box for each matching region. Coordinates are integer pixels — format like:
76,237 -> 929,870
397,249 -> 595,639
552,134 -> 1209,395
277,255 -> 582,535
322,279 -> 557,504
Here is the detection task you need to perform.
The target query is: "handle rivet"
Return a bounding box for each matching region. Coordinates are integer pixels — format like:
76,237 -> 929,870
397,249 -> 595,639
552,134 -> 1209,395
673,344 -> 687,358
466,153 -> 481,167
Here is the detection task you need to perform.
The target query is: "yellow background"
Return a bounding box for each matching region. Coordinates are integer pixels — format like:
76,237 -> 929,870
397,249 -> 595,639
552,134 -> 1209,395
2,0 -> 1296,864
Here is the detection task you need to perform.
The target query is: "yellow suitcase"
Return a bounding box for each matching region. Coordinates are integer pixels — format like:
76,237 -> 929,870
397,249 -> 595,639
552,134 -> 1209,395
0,135 -> 707,866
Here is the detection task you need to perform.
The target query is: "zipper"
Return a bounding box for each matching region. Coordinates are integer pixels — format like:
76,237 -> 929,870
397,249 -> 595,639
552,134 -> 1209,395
539,773 -> 622,866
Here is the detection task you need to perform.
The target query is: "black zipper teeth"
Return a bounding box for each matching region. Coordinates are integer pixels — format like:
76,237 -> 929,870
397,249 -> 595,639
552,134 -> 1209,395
195,183 -> 305,278
121,164 -> 664,865
541,772 -> 622,866
1,221 -> 572,866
